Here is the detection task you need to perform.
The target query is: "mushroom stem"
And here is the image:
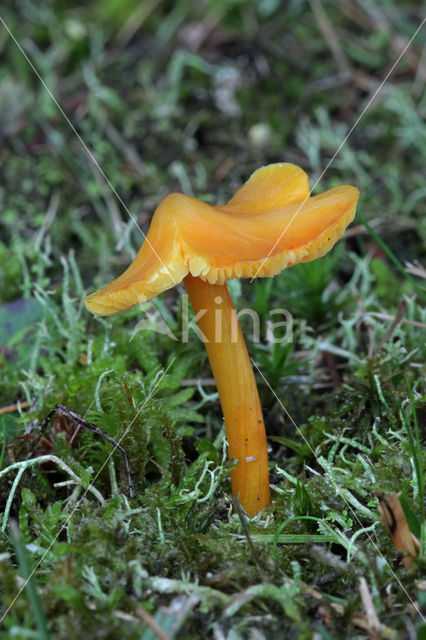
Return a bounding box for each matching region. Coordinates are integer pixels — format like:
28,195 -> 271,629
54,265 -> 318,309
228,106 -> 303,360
184,274 -> 270,516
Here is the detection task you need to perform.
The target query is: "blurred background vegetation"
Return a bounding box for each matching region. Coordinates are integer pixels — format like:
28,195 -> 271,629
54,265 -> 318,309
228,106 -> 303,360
0,1 -> 425,638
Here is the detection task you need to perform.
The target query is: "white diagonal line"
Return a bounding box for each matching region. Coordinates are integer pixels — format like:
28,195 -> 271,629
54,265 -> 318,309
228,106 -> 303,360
250,16 -> 426,283
251,357 -> 425,621
0,358 -> 175,624
0,16 -> 178,287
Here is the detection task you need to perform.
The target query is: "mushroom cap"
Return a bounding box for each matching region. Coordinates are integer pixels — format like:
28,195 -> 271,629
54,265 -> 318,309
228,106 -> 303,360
85,163 -> 359,316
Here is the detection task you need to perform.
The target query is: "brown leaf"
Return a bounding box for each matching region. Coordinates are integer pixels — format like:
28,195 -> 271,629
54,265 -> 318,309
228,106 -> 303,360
377,492 -> 420,569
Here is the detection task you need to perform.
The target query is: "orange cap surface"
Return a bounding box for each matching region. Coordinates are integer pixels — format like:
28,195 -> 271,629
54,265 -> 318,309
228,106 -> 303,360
85,163 -> 359,316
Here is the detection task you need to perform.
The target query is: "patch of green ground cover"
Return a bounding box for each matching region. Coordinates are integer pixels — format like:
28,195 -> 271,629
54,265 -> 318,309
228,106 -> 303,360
1,0 -> 425,638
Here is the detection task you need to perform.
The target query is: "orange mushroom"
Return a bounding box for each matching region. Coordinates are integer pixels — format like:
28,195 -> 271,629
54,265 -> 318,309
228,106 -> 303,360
84,163 -> 359,516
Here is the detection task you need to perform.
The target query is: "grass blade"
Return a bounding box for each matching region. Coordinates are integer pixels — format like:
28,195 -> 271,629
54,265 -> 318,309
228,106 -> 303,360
9,520 -> 50,640
357,213 -> 426,302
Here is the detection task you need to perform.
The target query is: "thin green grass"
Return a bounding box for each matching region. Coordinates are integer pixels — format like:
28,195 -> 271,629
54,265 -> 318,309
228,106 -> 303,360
9,521 -> 50,640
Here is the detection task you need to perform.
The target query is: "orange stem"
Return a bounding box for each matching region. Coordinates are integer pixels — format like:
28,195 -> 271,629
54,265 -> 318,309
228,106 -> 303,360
184,274 -> 270,516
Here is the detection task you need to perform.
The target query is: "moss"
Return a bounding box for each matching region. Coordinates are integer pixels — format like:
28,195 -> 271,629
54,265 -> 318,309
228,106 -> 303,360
0,1 -> 425,638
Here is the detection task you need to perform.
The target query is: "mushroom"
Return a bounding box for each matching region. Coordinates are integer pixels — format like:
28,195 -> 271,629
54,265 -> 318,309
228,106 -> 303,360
84,163 -> 359,516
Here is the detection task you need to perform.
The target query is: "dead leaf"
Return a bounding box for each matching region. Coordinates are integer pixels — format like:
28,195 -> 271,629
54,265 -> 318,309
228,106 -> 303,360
377,492 -> 420,569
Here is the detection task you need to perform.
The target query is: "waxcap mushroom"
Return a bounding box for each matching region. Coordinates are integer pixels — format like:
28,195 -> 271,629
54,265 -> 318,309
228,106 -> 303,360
84,163 -> 359,517
84,163 -> 359,317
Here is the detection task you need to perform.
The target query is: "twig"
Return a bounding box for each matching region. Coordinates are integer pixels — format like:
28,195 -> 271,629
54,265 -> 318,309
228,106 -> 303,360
90,163 -> 124,238
0,401 -> 31,416
136,607 -> 171,640
114,610 -> 139,623
322,349 -> 341,387
181,378 -> 216,386
354,294 -> 376,358
359,577 -> 380,640
405,262 -> 426,280
363,312 -> 426,330
34,192 -> 59,252
113,0 -> 164,48
372,299 -> 407,356
232,496 -> 267,581
104,122 -> 146,179
37,404 -> 135,497
309,0 -> 352,75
